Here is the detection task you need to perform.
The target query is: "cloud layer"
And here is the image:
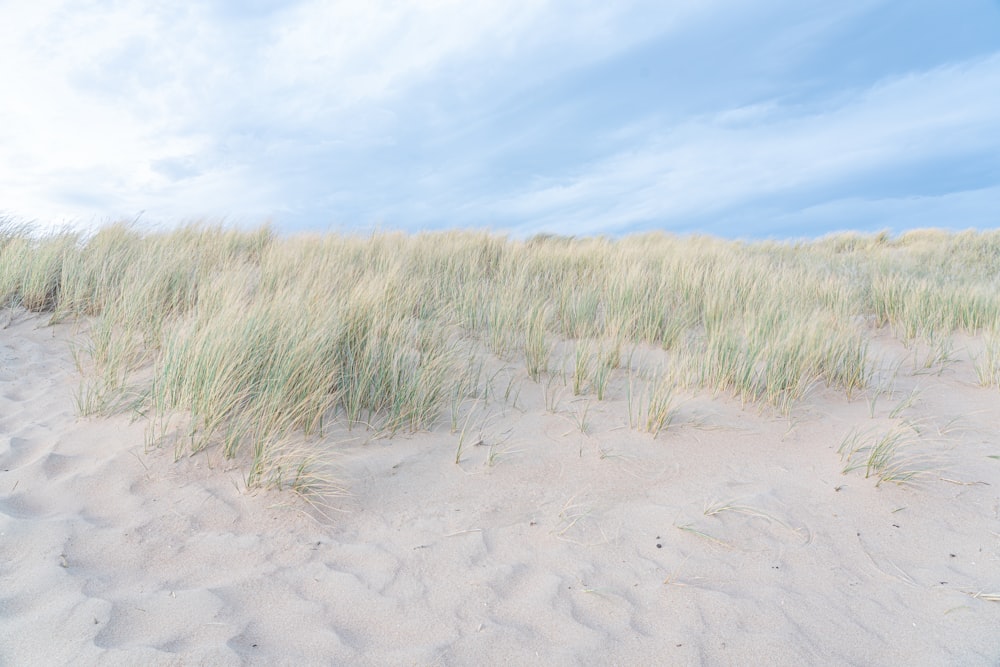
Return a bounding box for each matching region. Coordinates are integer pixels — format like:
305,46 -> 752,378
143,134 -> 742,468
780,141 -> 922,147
2,0 -> 998,237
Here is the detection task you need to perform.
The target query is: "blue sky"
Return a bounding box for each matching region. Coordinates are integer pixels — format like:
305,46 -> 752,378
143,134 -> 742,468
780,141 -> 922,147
2,1 -> 999,238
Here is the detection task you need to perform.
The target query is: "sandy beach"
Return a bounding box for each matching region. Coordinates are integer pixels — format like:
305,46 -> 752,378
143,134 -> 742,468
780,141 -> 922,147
2,306 -> 998,666
4,0 -> 1000,662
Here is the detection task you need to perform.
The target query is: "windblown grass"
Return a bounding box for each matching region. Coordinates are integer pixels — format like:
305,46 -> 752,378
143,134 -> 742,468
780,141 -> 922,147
837,422 -> 943,486
4,220 -> 1000,497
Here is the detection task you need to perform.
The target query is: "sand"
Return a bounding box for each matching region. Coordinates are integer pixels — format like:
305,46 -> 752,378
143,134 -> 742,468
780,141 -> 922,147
1,308 -> 999,666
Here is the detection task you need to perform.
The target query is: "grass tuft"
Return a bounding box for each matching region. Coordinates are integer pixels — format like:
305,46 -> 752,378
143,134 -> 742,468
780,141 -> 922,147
838,422 -> 941,486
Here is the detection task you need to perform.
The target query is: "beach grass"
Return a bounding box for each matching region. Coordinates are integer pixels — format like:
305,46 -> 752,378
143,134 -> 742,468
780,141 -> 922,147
3,220 -> 1000,495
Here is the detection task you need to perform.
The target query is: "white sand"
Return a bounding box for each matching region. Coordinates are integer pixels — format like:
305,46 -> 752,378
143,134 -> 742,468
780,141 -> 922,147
2,309 -> 999,666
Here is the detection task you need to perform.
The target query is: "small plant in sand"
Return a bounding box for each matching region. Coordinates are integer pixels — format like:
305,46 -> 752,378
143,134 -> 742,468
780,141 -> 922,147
645,374 -> 679,437
454,399 -> 483,465
626,367 -> 642,430
499,370 -> 523,409
247,436 -> 345,504
590,341 -> 620,400
888,387 -> 921,419
544,373 -> 564,413
973,330 -> 1000,388
569,399 -> 592,435
912,334 -> 958,376
837,422 -> 939,486
523,302 -> 552,383
484,428 -> 517,467
572,340 -> 593,396
624,362 -> 680,437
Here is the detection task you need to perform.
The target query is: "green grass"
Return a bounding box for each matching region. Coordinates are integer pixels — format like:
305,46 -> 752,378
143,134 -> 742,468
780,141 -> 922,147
974,328 -> 1000,388
4,221 -> 1000,498
837,422 -> 941,486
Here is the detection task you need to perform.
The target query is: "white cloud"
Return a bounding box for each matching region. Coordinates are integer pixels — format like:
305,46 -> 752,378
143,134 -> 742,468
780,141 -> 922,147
0,2 -> 221,226
0,0 -> 710,229
1,0 -> 997,238
257,0 -> 712,130
264,2 -> 528,108
495,51 -> 1000,235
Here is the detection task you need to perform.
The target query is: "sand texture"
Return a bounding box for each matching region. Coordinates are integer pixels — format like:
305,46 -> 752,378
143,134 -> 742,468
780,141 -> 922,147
2,309 -> 999,666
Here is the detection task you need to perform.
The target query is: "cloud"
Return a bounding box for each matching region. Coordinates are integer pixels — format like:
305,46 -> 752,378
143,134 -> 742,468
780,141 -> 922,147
1,1 -> 998,237
0,0 -> 707,227
490,52 -> 1000,236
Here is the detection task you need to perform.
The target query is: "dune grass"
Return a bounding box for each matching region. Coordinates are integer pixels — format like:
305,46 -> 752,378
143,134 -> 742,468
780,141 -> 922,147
837,423 -> 940,486
3,220 -> 1000,496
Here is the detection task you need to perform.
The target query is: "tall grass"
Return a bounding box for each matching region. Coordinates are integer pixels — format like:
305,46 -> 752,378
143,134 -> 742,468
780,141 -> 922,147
4,221 -> 1000,495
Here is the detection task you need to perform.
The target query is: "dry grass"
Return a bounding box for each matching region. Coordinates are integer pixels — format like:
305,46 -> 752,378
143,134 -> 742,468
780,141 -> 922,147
4,220 -> 1000,498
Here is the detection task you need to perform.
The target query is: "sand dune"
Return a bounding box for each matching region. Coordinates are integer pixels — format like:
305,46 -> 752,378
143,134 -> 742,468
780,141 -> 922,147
2,309 -> 999,665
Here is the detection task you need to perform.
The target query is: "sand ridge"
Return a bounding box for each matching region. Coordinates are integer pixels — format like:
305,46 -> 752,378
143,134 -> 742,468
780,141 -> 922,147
2,310 -> 999,665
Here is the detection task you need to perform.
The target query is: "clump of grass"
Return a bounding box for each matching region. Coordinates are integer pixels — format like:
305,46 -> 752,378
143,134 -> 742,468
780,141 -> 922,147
248,436 -> 345,505
0,226 -> 83,313
837,423 -> 939,486
912,333 -> 958,375
523,302 -> 551,382
544,374 -> 564,413
645,374 -> 679,438
624,365 -> 680,437
569,400 -> 592,435
974,329 -> 1000,388
591,340 -> 620,400
572,341 -> 593,396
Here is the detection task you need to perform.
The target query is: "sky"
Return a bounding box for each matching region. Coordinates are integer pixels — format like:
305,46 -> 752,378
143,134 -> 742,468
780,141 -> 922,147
2,1 -> 999,239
